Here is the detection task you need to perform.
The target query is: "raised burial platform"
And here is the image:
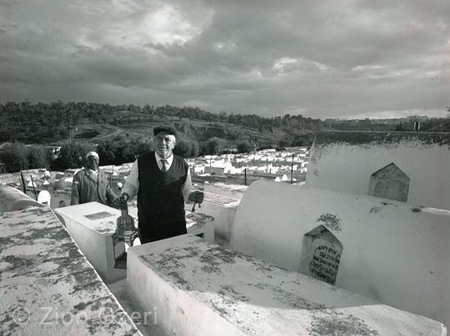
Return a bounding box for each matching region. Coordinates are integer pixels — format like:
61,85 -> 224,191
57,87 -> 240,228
232,180 -> 450,328
204,182 -> 248,200
55,202 -> 127,283
127,234 -> 446,336
0,204 -> 141,335
194,191 -> 240,248
55,201 -> 214,283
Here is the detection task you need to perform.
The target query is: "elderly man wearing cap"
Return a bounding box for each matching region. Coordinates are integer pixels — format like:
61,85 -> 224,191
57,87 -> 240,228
70,151 -> 118,206
119,125 -> 204,244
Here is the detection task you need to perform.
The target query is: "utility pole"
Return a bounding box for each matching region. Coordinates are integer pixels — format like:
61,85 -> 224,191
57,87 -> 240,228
291,153 -> 295,184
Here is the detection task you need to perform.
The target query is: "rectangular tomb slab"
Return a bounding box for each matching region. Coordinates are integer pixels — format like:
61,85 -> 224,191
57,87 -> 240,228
127,234 -> 446,336
55,202 -> 215,283
0,206 -> 141,336
54,202 -> 125,283
193,192 -> 240,248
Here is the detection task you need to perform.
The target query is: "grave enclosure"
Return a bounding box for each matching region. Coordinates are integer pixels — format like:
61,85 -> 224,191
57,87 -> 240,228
232,131 -> 450,328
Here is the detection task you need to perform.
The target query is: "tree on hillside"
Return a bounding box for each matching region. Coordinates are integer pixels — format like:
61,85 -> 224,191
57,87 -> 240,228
132,137 -> 154,158
291,133 -> 315,147
203,137 -> 227,155
173,135 -> 199,158
51,142 -> 93,171
96,142 -> 117,165
114,139 -> 137,163
0,142 -> 28,173
237,140 -> 252,153
97,135 -> 154,165
27,145 -> 52,169
277,138 -> 290,150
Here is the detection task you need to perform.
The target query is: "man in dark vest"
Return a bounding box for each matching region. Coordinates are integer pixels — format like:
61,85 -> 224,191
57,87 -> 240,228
119,126 -> 204,243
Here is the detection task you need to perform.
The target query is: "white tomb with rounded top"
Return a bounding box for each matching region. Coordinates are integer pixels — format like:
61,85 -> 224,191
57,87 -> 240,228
231,180 -> 450,328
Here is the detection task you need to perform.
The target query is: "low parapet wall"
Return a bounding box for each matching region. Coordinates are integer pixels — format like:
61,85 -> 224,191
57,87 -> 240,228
0,198 -> 142,335
0,185 -> 43,212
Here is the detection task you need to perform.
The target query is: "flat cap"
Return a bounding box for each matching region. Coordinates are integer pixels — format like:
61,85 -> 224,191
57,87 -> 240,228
153,125 -> 177,137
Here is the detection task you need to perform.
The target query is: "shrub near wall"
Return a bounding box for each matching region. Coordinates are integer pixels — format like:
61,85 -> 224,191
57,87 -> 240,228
0,142 -> 52,173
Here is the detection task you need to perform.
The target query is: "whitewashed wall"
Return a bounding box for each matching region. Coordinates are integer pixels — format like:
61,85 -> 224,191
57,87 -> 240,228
231,180 -> 450,328
306,132 -> 450,210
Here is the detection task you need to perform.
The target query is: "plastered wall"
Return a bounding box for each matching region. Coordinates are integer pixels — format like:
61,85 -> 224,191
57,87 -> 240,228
231,180 -> 450,327
307,132 -> 450,210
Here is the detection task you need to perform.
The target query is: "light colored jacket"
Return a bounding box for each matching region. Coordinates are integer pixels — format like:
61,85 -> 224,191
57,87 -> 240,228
70,168 -> 117,206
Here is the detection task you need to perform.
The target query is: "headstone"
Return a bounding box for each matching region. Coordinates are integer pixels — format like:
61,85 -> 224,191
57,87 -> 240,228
37,190 -> 51,205
369,163 -> 409,202
299,225 -> 343,285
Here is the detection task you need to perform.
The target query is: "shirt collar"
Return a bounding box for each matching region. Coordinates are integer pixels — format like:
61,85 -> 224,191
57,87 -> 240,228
155,152 -> 173,165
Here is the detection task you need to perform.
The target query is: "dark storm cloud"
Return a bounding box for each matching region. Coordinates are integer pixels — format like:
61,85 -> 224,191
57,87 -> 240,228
0,0 -> 448,119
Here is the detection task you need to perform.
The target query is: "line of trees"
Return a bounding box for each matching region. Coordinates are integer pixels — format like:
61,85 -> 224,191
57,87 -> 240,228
0,142 -> 54,173
0,134 -> 257,173
0,101 -> 324,144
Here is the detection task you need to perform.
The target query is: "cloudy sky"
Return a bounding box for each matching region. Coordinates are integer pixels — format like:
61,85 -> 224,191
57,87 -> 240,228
1,0 -> 449,120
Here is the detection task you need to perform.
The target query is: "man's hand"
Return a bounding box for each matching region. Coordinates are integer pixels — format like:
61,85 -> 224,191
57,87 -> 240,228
116,193 -> 130,207
188,190 -> 204,205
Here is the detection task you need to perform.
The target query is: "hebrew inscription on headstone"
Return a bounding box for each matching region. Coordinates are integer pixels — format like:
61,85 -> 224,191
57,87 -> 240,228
309,245 -> 341,284
298,225 -> 343,285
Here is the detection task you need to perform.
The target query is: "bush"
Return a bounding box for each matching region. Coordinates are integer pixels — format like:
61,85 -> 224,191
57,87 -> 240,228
27,145 -> 52,170
50,142 -> 94,171
202,137 -> 227,155
0,142 -> 52,173
96,136 -> 155,165
0,142 -> 29,173
237,140 -> 252,153
133,137 -> 153,158
173,135 -> 199,158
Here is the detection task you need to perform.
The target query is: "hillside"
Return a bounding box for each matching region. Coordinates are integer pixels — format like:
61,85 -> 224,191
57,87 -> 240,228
68,118 -> 313,150
2,101 -> 447,150
0,102 -> 319,148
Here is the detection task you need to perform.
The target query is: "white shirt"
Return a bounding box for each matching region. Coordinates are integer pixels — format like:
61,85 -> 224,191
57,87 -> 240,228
121,152 -> 195,202
87,168 -> 98,179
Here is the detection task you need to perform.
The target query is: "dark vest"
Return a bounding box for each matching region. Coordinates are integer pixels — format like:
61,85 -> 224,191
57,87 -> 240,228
137,151 -> 188,225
